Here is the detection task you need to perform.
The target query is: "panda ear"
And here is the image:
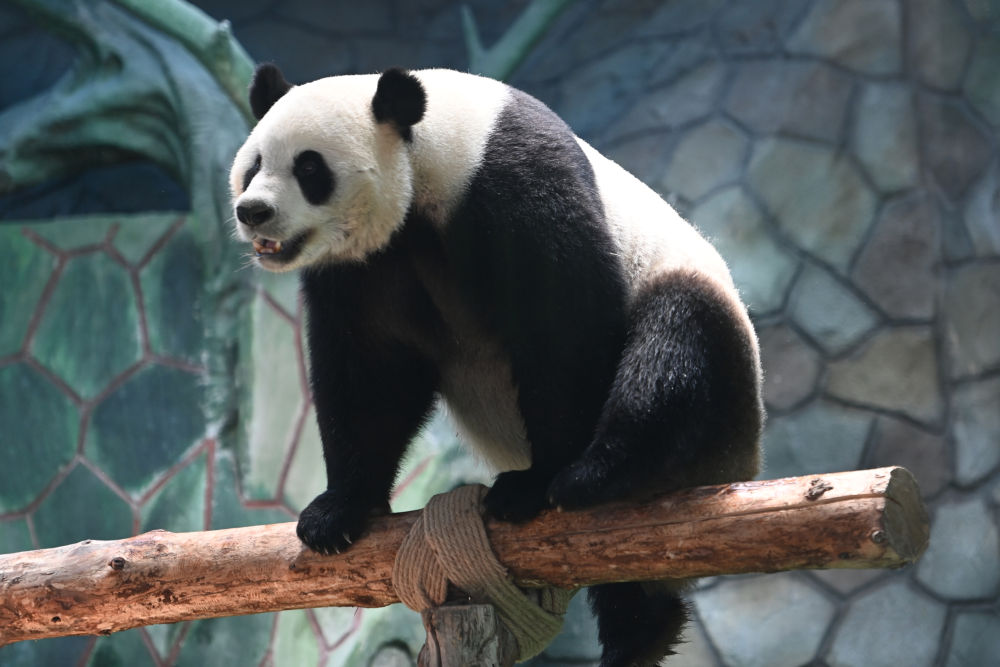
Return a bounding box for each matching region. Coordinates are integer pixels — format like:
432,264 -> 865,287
371,68 -> 426,140
249,63 -> 292,121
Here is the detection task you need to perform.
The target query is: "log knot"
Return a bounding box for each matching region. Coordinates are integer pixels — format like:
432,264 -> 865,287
806,478 -> 833,500
392,484 -> 575,661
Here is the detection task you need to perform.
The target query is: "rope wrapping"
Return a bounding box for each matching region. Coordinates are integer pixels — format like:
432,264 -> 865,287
392,484 -> 576,661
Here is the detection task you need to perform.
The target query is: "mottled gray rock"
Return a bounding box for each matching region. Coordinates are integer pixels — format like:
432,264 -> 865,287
662,120 -> 748,201
636,0 -> 724,36
965,34 -> 1000,126
747,138 -> 876,271
852,194 -> 940,320
827,579 -> 946,667
757,324 -> 822,411
787,0 -> 902,75
852,82 -> 919,192
919,93 -> 993,201
916,497 -> 1000,599
690,186 -> 798,315
945,610 -> 1000,667
868,416 -> 950,497
714,0 -> 806,55
810,569 -> 884,595
787,264 -> 880,354
611,61 -> 726,139
694,573 -> 834,667
953,377 -> 1000,486
603,132 -> 672,186
941,209 -> 977,263
725,60 -> 853,143
516,0 -> 655,85
964,160 -> 1000,257
827,326 -> 944,425
558,41 -> 677,139
669,620 -> 718,667
761,400 -> 872,481
907,0 -> 972,90
646,35 -> 713,88
943,263 -> 1000,378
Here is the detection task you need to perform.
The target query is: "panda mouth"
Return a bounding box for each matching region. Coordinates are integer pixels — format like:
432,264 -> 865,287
251,231 -> 308,264
252,238 -> 283,255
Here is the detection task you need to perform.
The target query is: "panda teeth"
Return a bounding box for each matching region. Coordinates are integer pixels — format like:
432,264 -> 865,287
252,238 -> 283,256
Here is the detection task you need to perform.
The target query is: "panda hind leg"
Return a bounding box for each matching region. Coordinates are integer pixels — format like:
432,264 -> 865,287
547,269 -> 762,511
589,580 -> 690,667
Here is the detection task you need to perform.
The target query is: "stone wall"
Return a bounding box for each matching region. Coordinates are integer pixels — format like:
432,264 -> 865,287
1,1 -> 998,665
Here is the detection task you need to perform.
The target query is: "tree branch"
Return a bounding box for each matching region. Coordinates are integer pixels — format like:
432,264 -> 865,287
0,467 -> 928,646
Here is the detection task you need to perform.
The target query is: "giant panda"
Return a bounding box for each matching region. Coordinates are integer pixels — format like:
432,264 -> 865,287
230,64 -> 763,667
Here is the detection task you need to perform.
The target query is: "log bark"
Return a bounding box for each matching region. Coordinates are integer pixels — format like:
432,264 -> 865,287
0,466 -> 928,645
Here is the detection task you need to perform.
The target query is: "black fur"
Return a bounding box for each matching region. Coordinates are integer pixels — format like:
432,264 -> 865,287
288,81 -> 763,665
445,89 -> 629,521
293,150 -> 335,205
249,63 -> 292,120
297,236 -> 444,554
242,154 -> 261,191
371,68 -> 427,141
589,582 -> 690,667
547,270 -> 762,510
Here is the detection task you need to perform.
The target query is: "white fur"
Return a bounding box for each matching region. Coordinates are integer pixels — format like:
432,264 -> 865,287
576,139 -> 759,372
575,139 -> 736,298
231,75 -> 415,268
407,69 -> 510,224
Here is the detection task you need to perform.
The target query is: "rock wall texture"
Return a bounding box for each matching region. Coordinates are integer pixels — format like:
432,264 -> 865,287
1,1 -> 998,666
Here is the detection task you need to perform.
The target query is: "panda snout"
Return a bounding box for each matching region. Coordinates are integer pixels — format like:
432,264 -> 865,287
236,201 -> 276,228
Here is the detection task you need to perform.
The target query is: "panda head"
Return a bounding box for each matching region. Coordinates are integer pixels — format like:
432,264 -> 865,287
230,64 -> 427,271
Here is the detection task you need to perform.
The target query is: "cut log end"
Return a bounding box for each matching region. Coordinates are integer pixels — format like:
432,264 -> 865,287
879,466 -> 930,565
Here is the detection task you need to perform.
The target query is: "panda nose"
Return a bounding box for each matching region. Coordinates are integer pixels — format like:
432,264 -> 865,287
236,202 -> 275,227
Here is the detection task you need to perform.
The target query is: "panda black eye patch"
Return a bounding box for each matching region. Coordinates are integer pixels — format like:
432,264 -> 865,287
242,154 -> 261,191
293,150 -> 335,205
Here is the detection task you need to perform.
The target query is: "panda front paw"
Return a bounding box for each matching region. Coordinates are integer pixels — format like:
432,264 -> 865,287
483,469 -> 551,522
547,460 -> 615,511
296,490 -> 374,555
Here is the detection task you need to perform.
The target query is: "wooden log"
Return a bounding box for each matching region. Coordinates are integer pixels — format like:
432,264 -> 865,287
0,467 -> 928,645
418,604 -> 518,667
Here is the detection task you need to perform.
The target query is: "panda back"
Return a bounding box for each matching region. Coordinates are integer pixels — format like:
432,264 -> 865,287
576,139 -> 737,300
410,70 -> 734,302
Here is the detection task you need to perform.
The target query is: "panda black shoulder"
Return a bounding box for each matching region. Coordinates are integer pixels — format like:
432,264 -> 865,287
463,86 -> 604,234
439,81 -> 627,398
